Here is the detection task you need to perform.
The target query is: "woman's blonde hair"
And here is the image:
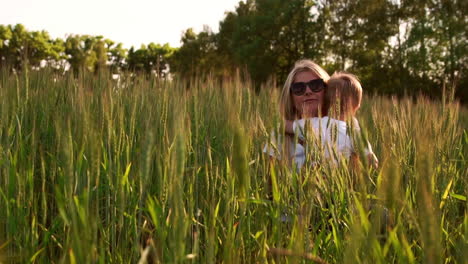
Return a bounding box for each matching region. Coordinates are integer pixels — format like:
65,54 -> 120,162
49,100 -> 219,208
326,72 -> 362,119
279,60 -> 330,163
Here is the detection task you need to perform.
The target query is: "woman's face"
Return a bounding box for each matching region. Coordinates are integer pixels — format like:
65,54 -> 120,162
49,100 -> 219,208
291,71 -> 324,118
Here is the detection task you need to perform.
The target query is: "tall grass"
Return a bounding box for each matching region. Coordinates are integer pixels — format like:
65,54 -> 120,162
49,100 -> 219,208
0,68 -> 466,263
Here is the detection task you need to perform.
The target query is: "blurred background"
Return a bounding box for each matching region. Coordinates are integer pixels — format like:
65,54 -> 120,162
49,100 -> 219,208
1,0 -> 466,101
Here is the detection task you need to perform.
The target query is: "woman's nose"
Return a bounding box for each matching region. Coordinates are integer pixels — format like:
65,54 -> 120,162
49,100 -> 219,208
304,85 -> 313,95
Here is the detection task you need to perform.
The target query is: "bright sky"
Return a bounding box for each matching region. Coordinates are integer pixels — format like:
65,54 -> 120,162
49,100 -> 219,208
1,0 -> 241,48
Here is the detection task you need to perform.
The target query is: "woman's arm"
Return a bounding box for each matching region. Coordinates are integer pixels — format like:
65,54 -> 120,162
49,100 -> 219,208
284,120 -> 295,135
285,119 -> 306,146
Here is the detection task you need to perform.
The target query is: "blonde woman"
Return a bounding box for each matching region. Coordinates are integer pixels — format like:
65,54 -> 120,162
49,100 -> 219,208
288,72 -> 378,168
264,59 -> 330,169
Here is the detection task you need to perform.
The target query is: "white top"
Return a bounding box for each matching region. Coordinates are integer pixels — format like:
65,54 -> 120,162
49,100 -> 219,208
293,116 -> 374,165
263,117 -> 374,169
262,131 -> 306,170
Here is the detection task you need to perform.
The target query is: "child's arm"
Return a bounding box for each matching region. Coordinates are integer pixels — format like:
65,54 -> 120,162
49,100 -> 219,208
351,118 -> 378,169
285,119 -> 306,145
367,152 -> 379,169
364,143 -> 379,169
285,119 -> 305,138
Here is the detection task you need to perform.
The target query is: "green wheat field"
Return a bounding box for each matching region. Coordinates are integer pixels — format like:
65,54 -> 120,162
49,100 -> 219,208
0,69 -> 466,263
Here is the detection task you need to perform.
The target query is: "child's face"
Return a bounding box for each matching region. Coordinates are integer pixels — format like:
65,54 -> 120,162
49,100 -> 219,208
291,71 -> 324,118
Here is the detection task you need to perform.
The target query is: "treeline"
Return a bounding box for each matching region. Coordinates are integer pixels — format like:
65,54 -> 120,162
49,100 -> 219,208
0,24 -> 174,78
0,0 -> 466,102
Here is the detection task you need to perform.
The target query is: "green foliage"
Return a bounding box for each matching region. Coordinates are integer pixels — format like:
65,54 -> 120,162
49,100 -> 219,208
0,24 -> 63,70
170,0 -> 467,101
169,27 -> 223,80
0,69 -> 466,263
127,43 -> 174,77
64,35 -> 113,74
216,0 -> 323,87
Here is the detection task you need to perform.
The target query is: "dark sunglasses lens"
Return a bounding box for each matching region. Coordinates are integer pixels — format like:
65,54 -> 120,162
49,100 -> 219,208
308,79 -> 325,92
291,82 -> 306,95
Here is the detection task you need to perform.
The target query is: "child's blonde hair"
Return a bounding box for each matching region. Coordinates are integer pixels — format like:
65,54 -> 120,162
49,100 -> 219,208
326,72 -> 362,118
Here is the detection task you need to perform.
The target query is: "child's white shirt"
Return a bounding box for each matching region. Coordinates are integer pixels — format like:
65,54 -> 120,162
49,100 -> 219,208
293,116 -> 373,164
263,117 -> 375,169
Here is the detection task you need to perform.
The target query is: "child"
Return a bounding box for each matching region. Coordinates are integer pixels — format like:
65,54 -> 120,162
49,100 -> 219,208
285,72 -> 378,167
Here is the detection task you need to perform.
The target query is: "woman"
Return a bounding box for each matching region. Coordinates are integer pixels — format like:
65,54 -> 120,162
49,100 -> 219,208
264,59 -> 330,169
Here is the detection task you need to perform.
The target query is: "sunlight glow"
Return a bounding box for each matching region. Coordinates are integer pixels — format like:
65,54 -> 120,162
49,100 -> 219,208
1,0 -> 241,48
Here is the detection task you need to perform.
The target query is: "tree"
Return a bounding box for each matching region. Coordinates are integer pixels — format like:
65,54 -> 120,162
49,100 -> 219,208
321,0 -> 356,71
64,35 -> 114,74
106,40 -> 127,73
348,0 -> 399,94
127,43 -> 174,77
64,35 -> 90,74
147,43 -> 175,78
0,24 -> 60,70
0,25 -> 12,66
216,0 -> 322,86
3,24 -> 30,69
169,27 -> 219,80
432,0 -> 467,101
27,30 -> 56,69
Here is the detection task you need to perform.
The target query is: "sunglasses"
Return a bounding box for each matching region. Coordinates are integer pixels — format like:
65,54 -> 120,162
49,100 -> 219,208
290,79 -> 326,96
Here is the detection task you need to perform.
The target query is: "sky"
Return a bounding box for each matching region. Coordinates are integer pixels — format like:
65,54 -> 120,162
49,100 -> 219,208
1,0 -> 241,48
